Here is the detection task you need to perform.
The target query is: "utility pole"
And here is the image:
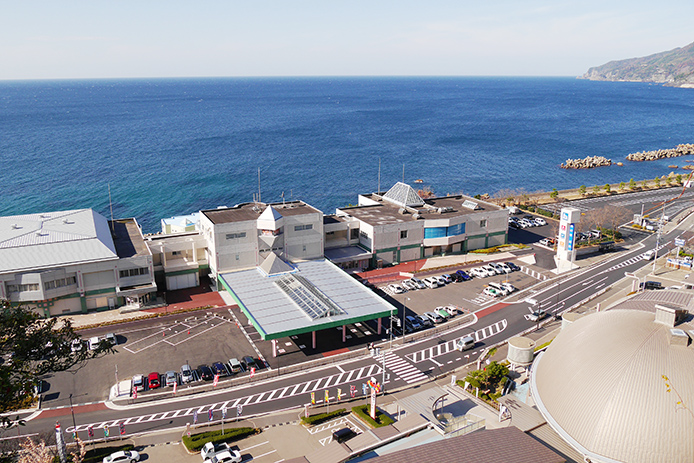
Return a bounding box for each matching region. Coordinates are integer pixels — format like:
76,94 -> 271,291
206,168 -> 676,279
69,394 -> 76,432
652,204 -> 664,275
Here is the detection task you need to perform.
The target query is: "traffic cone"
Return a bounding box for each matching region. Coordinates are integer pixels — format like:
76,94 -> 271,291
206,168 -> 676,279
188,330 -> 190,335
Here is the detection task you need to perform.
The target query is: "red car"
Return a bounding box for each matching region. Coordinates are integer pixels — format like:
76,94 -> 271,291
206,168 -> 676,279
148,372 -> 161,389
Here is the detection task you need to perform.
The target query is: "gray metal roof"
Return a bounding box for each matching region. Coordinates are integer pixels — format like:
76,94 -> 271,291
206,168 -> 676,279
220,259 -> 397,340
532,309 -> 694,463
0,209 -> 118,273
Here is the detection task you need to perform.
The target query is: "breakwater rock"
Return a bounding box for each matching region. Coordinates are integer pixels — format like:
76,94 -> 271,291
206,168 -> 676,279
561,156 -> 612,169
627,144 -> 694,161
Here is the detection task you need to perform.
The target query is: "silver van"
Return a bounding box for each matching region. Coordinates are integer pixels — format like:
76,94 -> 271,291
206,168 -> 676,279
456,336 -> 475,351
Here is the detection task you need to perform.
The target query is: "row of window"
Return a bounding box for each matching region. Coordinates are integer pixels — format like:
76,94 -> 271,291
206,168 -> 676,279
44,276 -> 77,290
7,283 -> 40,293
294,224 -> 313,231
119,267 -> 149,278
424,223 -> 467,239
226,232 -> 247,240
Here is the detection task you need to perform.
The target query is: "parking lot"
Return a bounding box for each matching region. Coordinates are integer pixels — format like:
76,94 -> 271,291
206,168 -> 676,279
41,307 -> 262,404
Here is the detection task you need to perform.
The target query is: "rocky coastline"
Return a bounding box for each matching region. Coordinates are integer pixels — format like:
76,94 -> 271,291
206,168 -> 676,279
560,156 -> 612,169
626,144 -> 694,161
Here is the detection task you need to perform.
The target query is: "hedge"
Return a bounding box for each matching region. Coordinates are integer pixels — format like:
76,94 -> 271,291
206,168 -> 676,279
301,408 -> 348,426
351,405 -> 394,428
53,445 -> 135,463
182,427 -> 259,452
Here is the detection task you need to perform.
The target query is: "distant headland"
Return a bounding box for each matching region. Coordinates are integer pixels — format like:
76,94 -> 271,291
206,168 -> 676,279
580,41 -> 694,88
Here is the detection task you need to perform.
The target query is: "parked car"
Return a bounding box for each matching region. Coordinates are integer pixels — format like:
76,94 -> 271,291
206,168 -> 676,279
501,282 -> 516,293
539,238 -> 553,247
488,282 -> 509,296
132,374 -> 145,392
104,333 -> 117,346
434,275 -> 447,285
505,262 -> 520,272
228,358 -> 243,374
443,306 -> 458,317
508,221 -> 520,230
405,315 -> 422,331
148,371 -> 161,389
241,356 -> 259,371
470,268 -> 486,278
387,283 -> 405,294
483,287 -> 499,297
102,450 -> 140,463
88,336 -> 100,351
197,365 -> 214,381
534,217 -> 547,226
440,274 -> 453,283
410,277 -> 427,289
180,364 -> 194,383
482,265 -> 500,276
401,280 -> 417,291
71,339 -> 83,353
417,314 -> 433,327
422,277 -> 439,289
640,280 -> 663,290
332,427 -> 357,444
435,307 -> 451,320
212,362 -> 229,377
455,270 -> 472,281
165,370 -> 177,387
424,311 -> 445,324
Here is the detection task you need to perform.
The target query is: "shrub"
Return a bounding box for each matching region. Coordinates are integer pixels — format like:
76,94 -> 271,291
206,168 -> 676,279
182,427 -> 259,452
301,408 -> 348,426
629,178 -> 636,190
677,174 -> 683,184
604,183 -> 611,193
619,181 -> 626,191
351,405 -> 395,428
535,208 -> 554,218
549,188 -> 558,199
578,185 -> 586,196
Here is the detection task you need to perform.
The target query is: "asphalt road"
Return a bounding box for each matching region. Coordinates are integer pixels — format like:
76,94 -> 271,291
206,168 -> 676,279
16,223 -> 676,442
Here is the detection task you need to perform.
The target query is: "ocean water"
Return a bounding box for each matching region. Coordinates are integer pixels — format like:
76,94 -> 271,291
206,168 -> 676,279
1,77 -> 693,233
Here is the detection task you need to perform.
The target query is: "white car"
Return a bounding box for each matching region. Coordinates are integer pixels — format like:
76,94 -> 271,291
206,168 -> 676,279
88,336 -> 100,350
132,374 -> 145,392
401,280 -> 417,291
642,250 -> 655,260
443,306 -> 458,317
71,339 -> 83,353
387,283 -> 405,294
103,450 -> 140,463
497,262 -> 512,273
501,282 -> 516,293
204,450 -> 242,463
424,311 -> 445,324
422,277 -> 439,289
434,275 -> 447,286
534,217 -> 547,226
482,265 -> 499,277
410,277 -> 427,289
471,268 -> 488,278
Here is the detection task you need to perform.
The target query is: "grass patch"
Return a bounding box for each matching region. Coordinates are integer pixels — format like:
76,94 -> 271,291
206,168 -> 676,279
487,347 -> 498,357
301,408 -> 348,426
182,427 -> 259,452
534,339 -> 553,352
351,405 -> 394,428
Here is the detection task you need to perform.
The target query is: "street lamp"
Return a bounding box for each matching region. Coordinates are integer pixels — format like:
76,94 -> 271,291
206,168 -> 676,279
402,297 -> 410,342
68,393 -> 76,434
389,307 -> 394,349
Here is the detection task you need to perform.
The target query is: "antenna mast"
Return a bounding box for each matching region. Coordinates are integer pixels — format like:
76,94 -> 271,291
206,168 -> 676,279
257,167 -> 261,204
402,164 -> 405,183
108,183 -> 114,233
378,158 -> 381,193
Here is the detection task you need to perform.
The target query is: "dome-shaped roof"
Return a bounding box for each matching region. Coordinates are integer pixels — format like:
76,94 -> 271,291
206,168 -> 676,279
532,310 -> 694,463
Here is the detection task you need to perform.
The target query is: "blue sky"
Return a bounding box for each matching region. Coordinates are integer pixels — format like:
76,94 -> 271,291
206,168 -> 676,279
1,1 -> 692,80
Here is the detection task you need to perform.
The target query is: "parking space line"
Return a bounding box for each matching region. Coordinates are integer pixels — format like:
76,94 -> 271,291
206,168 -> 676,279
253,449 -> 278,460
244,441 -> 271,451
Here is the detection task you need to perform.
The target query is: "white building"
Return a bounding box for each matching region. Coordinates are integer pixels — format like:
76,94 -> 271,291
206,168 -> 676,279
0,209 -> 156,317
199,201 -> 324,286
325,182 -> 508,270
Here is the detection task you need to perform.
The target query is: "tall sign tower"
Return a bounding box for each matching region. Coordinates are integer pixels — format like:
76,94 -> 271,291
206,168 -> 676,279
555,207 -> 581,273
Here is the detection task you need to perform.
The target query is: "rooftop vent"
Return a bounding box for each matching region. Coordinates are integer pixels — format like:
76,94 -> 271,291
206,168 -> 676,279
398,207 -> 407,215
462,200 -> 480,210
669,328 -> 690,347
655,304 -> 688,327
11,224 -> 19,229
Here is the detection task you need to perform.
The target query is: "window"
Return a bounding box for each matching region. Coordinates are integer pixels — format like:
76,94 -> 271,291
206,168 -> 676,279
9,283 -> 39,292
350,228 -> 359,240
226,232 -> 246,240
294,224 -> 313,232
235,254 -> 240,261
400,230 -> 408,239
424,227 -> 447,239
172,251 -> 181,256
119,268 -> 149,278
359,231 -> 369,240
44,277 -> 77,291
447,223 -> 465,236
480,219 -> 488,228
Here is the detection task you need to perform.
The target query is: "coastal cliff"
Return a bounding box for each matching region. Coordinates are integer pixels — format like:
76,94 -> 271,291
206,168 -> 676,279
581,41 -> 694,88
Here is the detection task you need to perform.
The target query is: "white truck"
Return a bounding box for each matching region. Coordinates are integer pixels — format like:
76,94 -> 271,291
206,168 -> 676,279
201,442 -> 241,462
